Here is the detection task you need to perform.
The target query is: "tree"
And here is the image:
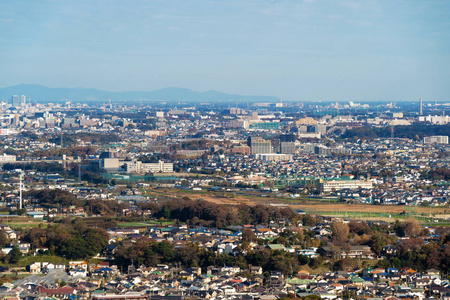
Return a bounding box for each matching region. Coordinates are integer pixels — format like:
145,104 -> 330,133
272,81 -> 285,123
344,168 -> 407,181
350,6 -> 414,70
366,234 -> 386,256
163,208 -> 171,220
420,201 -> 430,207
16,208 -> 27,216
26,189 -> 82,208
348,221 -> 372,235
331,221 -> 349,243
298,254 -> 310,265
22,218 -> 108,259
176,242 -> 202,267
0,229 -> 9,247
154,241 -> 174,262
301,215 -> 317,227
402,218 -> 422,238
9,245 -> 22,264
393,220 -> 405,237
342,290 -> 357,300
242,228 -> 257,243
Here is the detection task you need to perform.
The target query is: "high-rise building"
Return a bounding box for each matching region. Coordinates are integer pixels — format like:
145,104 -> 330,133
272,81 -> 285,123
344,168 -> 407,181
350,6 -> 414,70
62,117 -> 76,128
280,142 -> 296,154
419,98 -> 423,115
279,134 -> 296,143
279,134 -> 296,154
13,114 -> 20,126
307,125 -> 327,134
20,95 -> 26,106
11,95 -> 19,107
247,136 -> 272,154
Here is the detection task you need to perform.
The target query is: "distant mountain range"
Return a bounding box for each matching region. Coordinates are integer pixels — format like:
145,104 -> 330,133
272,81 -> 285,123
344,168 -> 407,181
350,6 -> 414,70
0,84 -> 280,103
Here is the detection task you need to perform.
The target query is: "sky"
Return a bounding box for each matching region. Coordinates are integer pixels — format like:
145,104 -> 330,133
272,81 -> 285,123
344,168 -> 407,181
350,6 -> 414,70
0,0 -> 449,101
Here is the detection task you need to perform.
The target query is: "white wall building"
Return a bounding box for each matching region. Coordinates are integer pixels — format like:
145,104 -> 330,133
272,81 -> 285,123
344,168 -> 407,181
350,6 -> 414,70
0,154 -> 16,163
125,160 -> 174,173
320,179 -> 373,192
424,135 -> 448,144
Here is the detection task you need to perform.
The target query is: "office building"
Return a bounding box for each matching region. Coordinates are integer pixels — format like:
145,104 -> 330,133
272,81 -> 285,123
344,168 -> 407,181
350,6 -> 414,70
20,95 -> 26,106
11,95 -> 19,107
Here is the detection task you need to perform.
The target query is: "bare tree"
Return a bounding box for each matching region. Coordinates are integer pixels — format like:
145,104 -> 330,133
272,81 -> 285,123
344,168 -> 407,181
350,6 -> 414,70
402,218 -> 422,238
331,221 -> 349,243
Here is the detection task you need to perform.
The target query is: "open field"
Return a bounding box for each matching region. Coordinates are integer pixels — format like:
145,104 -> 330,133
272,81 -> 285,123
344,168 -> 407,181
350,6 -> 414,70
5,222 -> 48,229
0,216 -> 48,229
151,187 -> 450,224
8,255 -> 68,268
118,221 -> 172,227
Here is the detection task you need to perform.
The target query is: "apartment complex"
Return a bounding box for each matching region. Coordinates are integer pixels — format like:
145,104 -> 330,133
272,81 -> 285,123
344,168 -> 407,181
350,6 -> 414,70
423,135 -> 448,144
247,137 -> 272,154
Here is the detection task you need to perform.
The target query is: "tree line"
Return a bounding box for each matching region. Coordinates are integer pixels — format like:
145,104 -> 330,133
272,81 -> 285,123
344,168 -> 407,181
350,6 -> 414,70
342,124 -> 450,141
22,218 -> 108,259
153,197 -> 300,227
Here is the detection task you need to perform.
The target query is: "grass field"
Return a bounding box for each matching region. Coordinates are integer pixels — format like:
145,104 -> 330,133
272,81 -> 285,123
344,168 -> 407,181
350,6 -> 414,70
0,255 -> 68,268
6,222 -> 48,229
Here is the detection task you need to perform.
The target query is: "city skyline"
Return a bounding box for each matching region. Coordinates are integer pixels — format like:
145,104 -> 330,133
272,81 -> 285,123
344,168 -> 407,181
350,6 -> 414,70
1,0 -> 449,101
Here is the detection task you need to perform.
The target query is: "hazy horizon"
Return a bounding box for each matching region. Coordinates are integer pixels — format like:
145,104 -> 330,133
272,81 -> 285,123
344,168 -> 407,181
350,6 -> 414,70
1,1 -> 449,101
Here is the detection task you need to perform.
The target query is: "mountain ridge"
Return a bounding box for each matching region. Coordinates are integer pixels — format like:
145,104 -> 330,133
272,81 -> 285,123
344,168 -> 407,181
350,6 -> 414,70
0,84 -> 280,103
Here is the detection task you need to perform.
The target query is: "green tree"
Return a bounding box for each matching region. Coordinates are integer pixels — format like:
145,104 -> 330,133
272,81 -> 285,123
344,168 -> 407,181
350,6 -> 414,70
163,208 -> 171,220
16,208 -> 27,216
9,245 -> 22,264
366,234 -> 386,256
154,241 -> 174,262
298,254 -> 310,265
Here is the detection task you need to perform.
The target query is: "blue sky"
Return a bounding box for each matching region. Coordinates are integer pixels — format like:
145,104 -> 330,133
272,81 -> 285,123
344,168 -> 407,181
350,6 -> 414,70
0,0 -> 449,101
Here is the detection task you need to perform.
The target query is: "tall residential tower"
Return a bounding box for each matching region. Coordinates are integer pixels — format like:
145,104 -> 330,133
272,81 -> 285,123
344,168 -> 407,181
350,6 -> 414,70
419,98 -> 423,115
